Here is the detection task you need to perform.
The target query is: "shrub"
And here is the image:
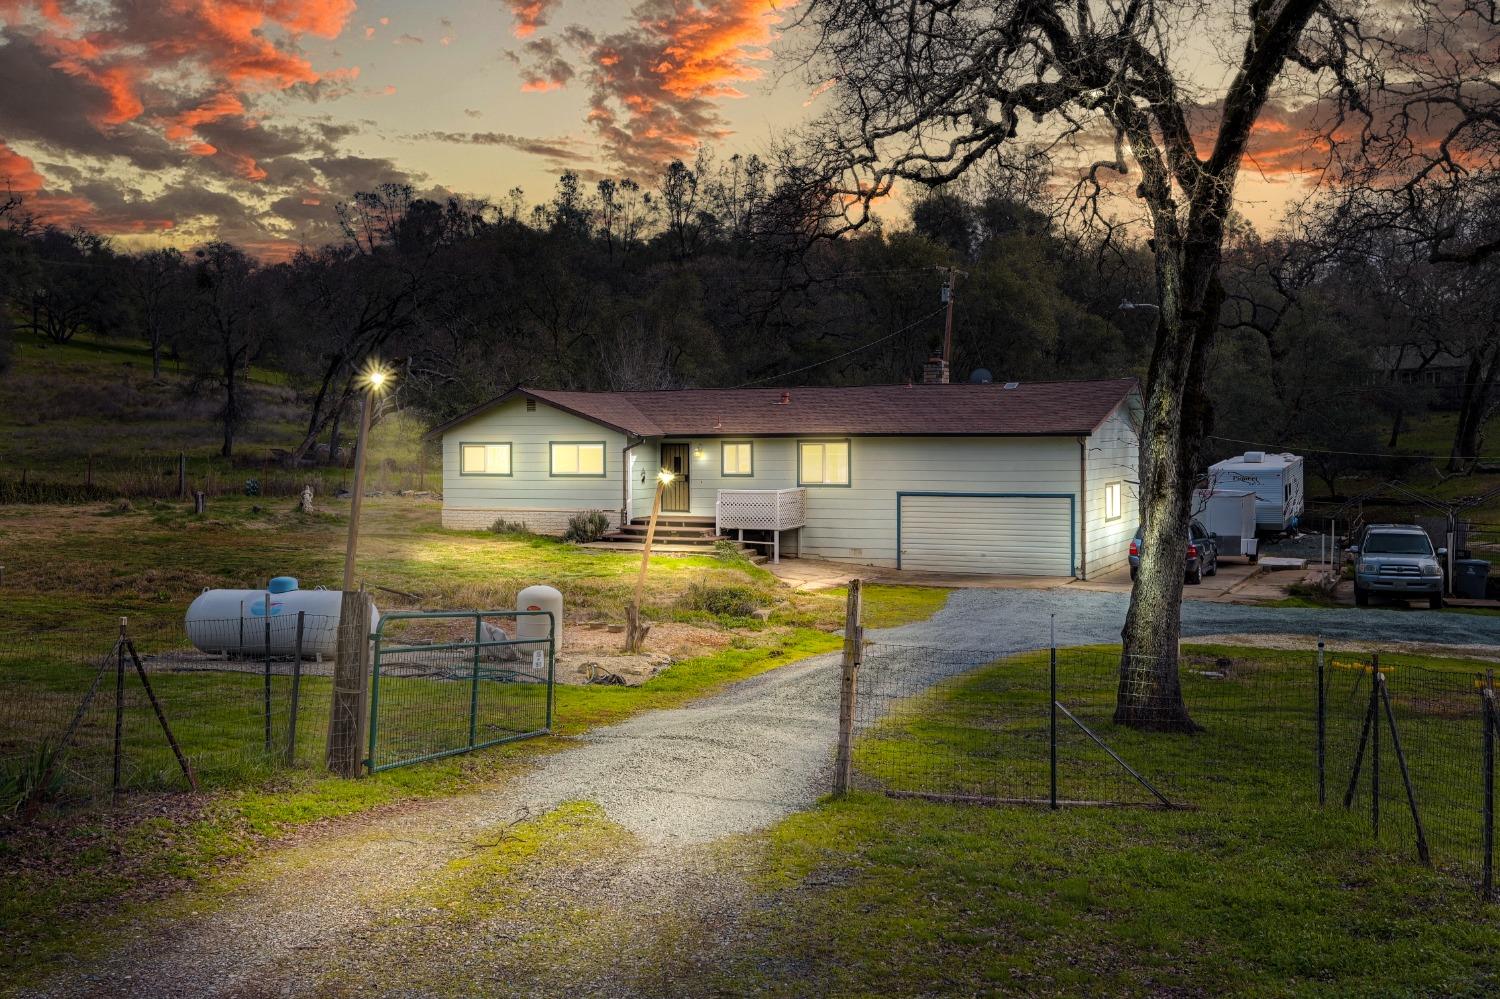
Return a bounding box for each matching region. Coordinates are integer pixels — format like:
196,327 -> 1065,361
1,739 -> 64,816
713,539 -> 750,564
490,518 -> 533,536
679,580 -> 762,618
564,510 -> 612,544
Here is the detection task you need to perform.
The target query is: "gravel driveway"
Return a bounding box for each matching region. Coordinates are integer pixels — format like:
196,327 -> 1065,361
30,588 -> 1500,997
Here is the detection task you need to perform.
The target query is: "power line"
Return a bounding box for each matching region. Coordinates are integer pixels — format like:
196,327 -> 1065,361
1209,434 -> 1499,463
735,305 -> 948,387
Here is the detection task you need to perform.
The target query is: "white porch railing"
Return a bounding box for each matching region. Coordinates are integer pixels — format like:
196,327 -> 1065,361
715,488 -> 806,562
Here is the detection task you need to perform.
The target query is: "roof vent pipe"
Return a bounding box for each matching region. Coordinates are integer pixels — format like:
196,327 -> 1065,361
778,390 -> 791,405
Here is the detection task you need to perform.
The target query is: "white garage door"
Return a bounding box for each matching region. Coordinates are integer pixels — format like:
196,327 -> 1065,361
899,494 -> 1073,576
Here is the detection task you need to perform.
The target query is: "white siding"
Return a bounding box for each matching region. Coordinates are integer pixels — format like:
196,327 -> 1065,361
440,398 -> 626,532
899,495 -> 1073,575
797,436 -> 1080,568
1084,400 -> 1142,578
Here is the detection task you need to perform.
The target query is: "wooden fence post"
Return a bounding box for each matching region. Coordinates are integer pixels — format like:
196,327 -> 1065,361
177,452 -> 187,499
326,589 -> 372,777
834,578 -> 864,795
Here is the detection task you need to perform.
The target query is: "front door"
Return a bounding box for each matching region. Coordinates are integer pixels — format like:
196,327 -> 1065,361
660,443 -> 691,513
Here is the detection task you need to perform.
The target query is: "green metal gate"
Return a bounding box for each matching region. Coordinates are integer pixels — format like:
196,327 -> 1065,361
367,610 -> 555,773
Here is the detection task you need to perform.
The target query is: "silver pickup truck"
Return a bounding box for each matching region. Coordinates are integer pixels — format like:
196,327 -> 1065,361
1349,524 -> 1445,609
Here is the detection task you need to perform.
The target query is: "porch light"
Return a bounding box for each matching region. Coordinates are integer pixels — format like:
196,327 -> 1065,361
693,445 -> 704,459
657,469 -> 676,485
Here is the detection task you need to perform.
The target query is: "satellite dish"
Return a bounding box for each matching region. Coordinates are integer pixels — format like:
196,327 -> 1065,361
969,368 -> 993,384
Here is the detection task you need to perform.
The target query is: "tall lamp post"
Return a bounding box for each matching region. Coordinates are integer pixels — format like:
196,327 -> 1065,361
328,363 -> 392,776
625,468 -> 675,653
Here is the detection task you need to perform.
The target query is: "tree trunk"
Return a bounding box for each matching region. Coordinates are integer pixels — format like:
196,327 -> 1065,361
326,402 -> 344,467
150,329 -> 162,381
1450,354 -> 1485,472
221,367 -> 237,458
1115,251 -> 1222,733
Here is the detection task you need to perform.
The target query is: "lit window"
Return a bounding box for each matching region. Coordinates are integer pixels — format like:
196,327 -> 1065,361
799,440 -> 850,486
550,442 -> 606,476
1104,481 -> 1123,521
460,443 -> 511,476
722,441 -> 753,476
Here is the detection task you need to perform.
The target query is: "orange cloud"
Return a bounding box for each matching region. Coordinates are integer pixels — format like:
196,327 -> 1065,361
0,139 -> 171,229
165,92 -> 248,141
4,0 -> 358,163
507,0 -> 560,39
0,139 -> 47,194
581,1 -> 797,171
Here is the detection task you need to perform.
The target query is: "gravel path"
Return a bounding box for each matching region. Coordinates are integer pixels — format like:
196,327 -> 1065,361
29,589 -> 1500,997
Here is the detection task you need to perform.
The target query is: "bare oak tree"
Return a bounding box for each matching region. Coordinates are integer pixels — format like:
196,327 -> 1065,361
790,0 -> 1416,729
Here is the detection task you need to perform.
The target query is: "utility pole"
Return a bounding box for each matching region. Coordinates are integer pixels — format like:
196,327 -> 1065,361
939,267 -> 966,380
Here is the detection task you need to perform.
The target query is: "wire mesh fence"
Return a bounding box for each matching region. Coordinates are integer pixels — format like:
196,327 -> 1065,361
0,614 -> 338,814
840,633 -> 1498,896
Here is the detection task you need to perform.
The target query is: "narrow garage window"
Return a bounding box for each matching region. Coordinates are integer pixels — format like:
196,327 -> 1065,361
799,440 -> 850,486
551,441 -> 606,476
460,442 -> 512,476
1104,481 -> 1123,521
721,441 -> 753,476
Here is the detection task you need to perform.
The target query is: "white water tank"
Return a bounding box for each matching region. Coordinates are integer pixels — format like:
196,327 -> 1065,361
515,584 -> 562,654
184,577 -> 377,657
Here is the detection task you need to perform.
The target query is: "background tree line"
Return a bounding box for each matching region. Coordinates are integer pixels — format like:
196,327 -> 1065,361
1,147 -> 1494,490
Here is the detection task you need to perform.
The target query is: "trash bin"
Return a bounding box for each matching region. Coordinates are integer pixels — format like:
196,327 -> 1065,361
1454,559 -> 1491,600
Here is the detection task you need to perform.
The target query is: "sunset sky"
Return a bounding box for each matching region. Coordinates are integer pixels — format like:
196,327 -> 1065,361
0,1 -> 1318,256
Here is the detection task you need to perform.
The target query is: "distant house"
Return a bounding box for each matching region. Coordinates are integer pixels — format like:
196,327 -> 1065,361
429,376 -> 1142,579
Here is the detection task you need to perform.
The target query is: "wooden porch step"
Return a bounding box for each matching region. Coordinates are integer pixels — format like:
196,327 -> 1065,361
601,532 -> 726,547
614,524 -> 720,539
581,540 -> 766,563
628,515 -> 715,529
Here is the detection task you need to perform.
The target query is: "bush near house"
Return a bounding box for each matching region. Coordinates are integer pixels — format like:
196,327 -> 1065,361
563,510 -> 612,544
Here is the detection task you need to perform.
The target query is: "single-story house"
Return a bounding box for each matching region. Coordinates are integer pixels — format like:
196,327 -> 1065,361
429,377 -> 1142,579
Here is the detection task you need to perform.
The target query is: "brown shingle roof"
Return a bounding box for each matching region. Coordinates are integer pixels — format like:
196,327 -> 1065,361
433,379 -> 1139,439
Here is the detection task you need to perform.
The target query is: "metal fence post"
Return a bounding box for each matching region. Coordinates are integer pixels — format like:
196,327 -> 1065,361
1483,679 -> 1496,902
1378,672 -> 1431,866
545,612 -> 556,732
263,593 -> 273,756
1317,638 -> 1326,807
112,617 -> 127,796
469,614 -> 482,749
1050,614 -> 1058,811
834,579 -> 864,796
286,611 -> 305,766
1372,657 -> 1381,838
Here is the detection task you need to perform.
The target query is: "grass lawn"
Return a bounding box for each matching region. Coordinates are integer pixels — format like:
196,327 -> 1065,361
0,494 -> 949,982
708,642 -> 1500,996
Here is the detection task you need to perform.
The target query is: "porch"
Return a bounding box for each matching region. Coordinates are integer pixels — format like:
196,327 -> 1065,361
715,488 -> 807,563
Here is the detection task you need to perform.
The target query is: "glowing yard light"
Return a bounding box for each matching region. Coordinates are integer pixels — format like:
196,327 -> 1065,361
362,363 -> 393,392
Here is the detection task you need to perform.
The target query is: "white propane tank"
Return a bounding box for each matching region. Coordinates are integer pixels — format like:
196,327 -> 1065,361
184,577 -> 378,657
515,584 -> 562,654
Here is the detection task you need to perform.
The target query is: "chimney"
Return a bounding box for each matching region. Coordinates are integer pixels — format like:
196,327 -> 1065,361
921,355 -> 950,385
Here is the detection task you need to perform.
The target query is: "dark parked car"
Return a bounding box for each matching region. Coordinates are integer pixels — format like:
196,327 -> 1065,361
1129,521 -> 1220,584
